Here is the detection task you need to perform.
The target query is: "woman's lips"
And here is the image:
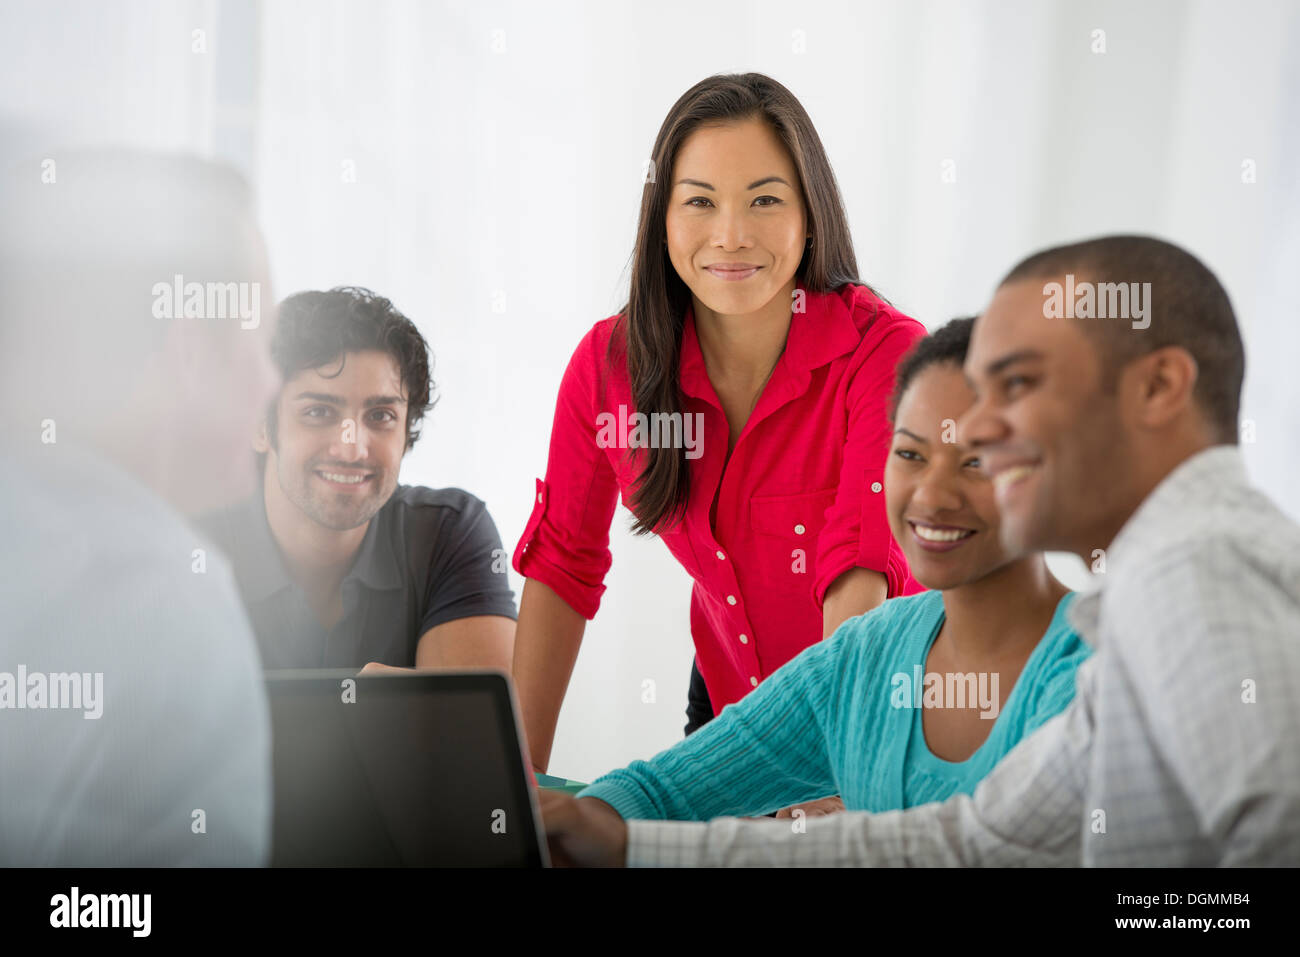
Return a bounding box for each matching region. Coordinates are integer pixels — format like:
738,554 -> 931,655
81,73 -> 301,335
908,521 -> 977,553
705,264 -> 761,281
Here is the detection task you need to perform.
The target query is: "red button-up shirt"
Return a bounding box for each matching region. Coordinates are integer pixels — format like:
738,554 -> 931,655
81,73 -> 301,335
513,281 -> 927,712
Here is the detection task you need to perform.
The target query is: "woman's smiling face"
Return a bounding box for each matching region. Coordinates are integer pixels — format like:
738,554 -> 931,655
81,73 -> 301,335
886,364 -> 1012,591
664,116 -> 808,317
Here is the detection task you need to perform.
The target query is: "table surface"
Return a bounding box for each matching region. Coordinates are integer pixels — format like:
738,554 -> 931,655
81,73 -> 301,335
535,772 -> 587,796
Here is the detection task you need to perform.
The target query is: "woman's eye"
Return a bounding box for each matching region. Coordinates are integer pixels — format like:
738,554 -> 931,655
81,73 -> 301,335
684,196 -> 782,208
303,407 -> 330,419
894,448 -> 922,462
964,457 -> 983,470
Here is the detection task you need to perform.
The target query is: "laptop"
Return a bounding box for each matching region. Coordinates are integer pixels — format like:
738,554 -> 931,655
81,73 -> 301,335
264,669 -> 549,867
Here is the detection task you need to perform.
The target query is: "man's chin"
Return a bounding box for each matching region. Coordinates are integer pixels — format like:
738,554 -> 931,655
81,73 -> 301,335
303,497 -> 383,532
996,510 -> 1046,557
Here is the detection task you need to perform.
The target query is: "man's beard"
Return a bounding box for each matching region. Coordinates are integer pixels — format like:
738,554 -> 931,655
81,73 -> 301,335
283,462 -> 391,531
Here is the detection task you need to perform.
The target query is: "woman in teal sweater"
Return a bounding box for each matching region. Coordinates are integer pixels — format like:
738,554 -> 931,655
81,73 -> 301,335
571,316 -> 1091,820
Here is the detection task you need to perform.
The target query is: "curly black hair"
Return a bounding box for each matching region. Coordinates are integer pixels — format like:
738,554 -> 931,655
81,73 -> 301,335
266,286 -> 436,451
887,316 -> 976,423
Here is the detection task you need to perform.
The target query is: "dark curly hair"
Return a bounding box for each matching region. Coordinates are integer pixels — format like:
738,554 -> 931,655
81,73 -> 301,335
887,316 -> 976,423
266,286 -> 435,451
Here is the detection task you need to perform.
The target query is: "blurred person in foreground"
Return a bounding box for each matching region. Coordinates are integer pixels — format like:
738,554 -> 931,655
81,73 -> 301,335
0,150 -> 279,865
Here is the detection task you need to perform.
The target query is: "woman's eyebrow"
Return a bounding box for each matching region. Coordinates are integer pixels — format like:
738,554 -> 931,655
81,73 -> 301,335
893,427 -> 927,443
674,176 -> 792,190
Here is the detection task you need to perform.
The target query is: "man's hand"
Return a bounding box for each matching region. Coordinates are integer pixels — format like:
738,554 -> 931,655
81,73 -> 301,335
774,795 -> 845,819
539,792 -> 628,867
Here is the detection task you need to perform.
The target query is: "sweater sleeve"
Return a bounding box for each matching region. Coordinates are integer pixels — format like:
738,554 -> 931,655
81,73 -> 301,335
575,631 -> 850,820
1024,632 -> 1092,736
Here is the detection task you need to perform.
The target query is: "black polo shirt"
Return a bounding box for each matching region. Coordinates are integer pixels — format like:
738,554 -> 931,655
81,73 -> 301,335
196,483 -> 518,669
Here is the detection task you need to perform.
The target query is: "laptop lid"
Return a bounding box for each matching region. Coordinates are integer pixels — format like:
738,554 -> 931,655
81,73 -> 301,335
265,669 -> 548,867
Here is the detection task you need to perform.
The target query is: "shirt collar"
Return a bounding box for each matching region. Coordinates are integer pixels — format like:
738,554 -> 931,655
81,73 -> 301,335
234,487 -> 292,603
1105,444 -> 1246,574
1067,444 -> 1247,648
237,481 -> 405,603
1066,589 -> 1102,648
347,498 -> 404,592
678,280 -> 862,405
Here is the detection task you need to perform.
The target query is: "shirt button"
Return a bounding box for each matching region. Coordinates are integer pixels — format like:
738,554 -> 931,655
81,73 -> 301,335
750,676 -> 758,687
739,634 -> 748,644
715,550 -> 726,560
726,594 -> 737,606
870,481 -> 882,493
794,523 -> 806,535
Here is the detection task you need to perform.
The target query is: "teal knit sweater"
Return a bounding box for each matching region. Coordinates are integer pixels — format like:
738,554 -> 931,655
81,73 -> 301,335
576,590 -> 1090,819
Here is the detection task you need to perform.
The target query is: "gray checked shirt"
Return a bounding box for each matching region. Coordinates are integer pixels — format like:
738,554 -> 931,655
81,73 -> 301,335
626,445 -> 1300,866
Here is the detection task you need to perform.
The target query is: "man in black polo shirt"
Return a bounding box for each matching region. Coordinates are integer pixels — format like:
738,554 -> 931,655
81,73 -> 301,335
199,286 -> 516,671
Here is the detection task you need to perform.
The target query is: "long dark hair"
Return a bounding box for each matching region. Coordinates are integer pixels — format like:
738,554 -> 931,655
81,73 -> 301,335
611,72 -> 867,534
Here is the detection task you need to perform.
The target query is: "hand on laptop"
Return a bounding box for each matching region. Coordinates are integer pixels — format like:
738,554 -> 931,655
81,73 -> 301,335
539,792 -> 627,867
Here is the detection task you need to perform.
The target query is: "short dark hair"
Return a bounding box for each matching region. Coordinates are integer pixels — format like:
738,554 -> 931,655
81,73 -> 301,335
1000,235 -> 1244,443
266,286 -> 435,451
888,316 -> 976,422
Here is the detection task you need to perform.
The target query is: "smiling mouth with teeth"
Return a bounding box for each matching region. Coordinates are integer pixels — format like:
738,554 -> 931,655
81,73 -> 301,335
910,523 -> 976,543
992,464 -> 1038,495
317,470 -> 371,485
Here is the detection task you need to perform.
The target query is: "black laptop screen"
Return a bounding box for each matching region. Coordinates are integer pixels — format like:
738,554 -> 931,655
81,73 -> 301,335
266,672 -> 544,867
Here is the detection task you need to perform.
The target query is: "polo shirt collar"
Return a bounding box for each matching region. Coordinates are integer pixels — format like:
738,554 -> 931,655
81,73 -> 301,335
678,279 -> 862,405
236,481 -> 405,602
235,487 -> 293,604
348,500 -> 404,592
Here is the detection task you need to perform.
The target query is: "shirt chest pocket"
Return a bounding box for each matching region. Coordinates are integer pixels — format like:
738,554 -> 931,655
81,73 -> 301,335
749,487 -> 838,547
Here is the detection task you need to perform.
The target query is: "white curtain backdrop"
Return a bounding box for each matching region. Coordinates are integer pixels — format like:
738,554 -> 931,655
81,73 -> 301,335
4,0 -> 1297,782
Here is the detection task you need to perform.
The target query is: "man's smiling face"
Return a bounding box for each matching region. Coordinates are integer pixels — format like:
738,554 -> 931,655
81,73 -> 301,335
261,348 -> 408,531
957,277 -> 1135,560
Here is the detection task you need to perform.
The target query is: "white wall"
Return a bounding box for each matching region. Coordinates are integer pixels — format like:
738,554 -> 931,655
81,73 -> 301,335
4,0 -> 1297,783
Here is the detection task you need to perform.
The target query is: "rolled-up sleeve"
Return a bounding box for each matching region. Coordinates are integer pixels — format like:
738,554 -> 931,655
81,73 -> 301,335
512,324 -> 621,620
813,320 -> 925,607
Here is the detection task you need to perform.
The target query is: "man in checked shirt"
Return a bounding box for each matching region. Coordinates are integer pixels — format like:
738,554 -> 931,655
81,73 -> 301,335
540,234 -> 1300,866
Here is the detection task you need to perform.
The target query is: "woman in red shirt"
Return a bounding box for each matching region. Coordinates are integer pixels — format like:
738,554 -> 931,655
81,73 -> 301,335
512,72 -> 925,776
